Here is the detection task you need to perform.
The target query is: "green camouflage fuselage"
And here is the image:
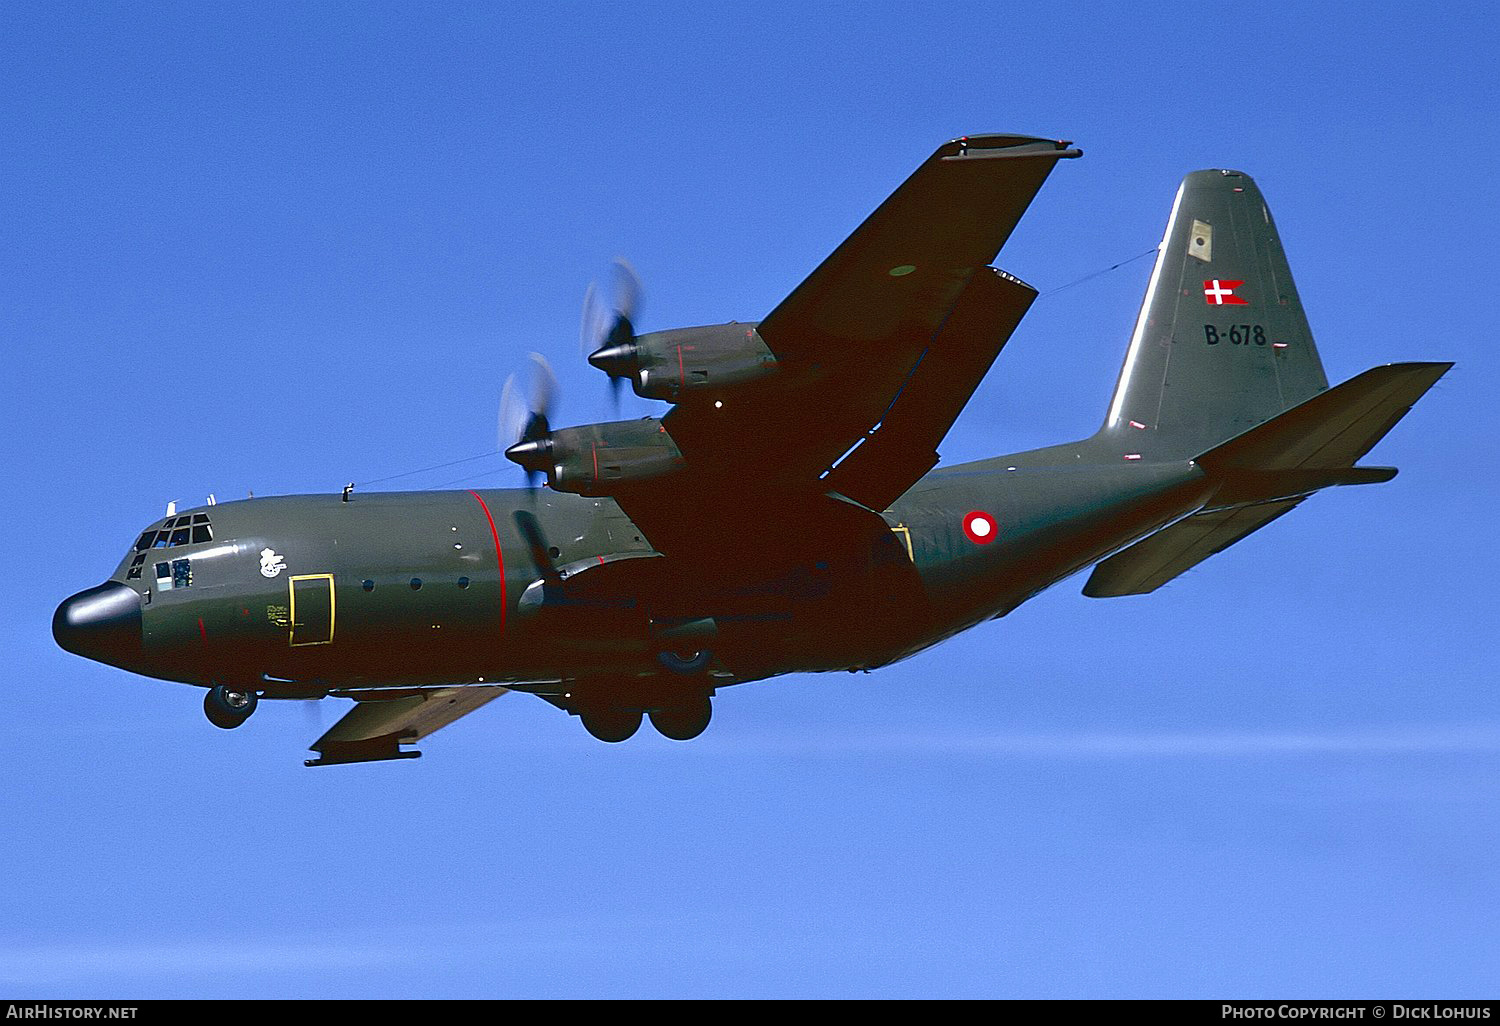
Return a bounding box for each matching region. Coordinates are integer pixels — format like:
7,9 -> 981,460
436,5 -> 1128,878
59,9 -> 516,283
104,450 -> 1208,695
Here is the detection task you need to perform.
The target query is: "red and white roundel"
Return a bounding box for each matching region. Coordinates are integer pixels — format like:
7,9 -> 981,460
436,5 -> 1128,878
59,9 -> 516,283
962,510 -> 998,545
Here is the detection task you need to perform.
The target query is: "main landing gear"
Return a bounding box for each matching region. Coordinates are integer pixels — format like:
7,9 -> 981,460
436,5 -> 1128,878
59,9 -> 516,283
580,707 -> 643,743
648,693 -> 712,741
575,691 -> 714,743
203,685 -> 259,729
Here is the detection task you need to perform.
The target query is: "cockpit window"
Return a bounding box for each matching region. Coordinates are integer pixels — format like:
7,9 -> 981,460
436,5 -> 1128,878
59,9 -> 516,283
137,515 -> 213,555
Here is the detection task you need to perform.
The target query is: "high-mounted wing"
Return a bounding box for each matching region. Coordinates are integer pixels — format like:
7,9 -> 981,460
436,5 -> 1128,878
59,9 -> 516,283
622,135 -> 1078,565
757,134 -> 1077,358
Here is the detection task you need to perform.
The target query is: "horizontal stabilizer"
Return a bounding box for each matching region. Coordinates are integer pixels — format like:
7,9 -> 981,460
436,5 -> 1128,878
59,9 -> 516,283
1083,498 -> 1303,597
1197,360 -> 1450,480
306,685 -> 508,766
1088,361 -> 1448,597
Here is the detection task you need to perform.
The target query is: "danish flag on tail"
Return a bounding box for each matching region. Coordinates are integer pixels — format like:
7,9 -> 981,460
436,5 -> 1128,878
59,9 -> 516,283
1203,279 -> 1249,305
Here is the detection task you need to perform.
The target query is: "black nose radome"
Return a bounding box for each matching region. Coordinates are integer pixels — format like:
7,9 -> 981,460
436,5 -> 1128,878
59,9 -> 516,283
54,582 -> 142,667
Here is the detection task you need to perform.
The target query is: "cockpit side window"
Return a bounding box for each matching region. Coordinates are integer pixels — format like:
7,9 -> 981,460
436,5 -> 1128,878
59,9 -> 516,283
154,558 -> 192,590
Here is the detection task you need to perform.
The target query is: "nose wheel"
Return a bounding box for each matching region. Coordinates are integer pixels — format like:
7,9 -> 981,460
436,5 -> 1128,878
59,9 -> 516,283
204,685 -> 259,729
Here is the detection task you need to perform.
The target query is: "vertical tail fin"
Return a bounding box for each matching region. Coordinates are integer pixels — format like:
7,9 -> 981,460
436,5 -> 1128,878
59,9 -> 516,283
1100,170 -> 1329,460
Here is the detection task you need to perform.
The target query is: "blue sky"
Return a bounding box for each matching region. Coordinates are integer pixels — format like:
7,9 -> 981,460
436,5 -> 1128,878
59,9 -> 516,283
3,1 -> 1496,998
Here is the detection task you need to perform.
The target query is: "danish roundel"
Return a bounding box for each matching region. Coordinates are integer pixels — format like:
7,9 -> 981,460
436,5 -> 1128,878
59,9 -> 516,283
962,510 -> 998,545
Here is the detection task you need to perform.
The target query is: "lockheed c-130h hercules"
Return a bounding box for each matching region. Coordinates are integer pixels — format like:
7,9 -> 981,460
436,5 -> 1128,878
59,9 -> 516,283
54,134 -> 1449,766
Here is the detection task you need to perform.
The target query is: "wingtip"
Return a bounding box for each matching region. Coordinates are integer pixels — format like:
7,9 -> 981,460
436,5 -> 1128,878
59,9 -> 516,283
943,134 -> 1081,158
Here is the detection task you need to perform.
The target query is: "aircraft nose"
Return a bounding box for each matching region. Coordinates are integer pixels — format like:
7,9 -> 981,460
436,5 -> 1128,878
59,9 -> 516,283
53,582 -> 143,667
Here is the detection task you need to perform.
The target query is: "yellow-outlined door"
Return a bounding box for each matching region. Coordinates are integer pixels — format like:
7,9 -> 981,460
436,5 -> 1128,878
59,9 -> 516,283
890,523 -> 915,562
289,574 -> 335,647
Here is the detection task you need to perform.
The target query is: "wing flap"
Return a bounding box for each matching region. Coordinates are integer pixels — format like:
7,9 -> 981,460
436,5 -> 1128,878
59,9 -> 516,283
823,267 -> 1037,510
306,685 -> 508,766
1083,498 -> 1303,598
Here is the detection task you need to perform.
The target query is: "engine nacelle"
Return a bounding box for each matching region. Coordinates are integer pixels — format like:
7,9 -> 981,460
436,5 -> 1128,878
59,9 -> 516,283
589,322 -> 778,402
508,418 -> 684,497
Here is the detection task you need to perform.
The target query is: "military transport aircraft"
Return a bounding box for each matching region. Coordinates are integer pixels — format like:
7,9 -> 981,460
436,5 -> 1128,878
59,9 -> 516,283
53,134 -> 1449,766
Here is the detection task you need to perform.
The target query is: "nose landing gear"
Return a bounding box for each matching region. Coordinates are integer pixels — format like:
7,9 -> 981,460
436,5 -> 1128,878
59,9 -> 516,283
204,685 -> 259,729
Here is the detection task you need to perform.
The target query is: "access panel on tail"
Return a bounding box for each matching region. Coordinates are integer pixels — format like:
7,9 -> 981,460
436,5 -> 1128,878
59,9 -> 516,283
1099,170 -> 1330,460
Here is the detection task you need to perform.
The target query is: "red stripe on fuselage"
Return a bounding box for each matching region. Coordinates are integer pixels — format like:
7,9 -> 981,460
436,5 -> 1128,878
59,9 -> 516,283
467,490 -> 507,638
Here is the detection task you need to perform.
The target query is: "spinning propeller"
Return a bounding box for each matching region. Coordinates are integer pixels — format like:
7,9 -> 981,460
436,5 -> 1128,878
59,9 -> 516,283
500,260 -> 644,486
499,352 -> 559,487
581,258 -> 644,410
